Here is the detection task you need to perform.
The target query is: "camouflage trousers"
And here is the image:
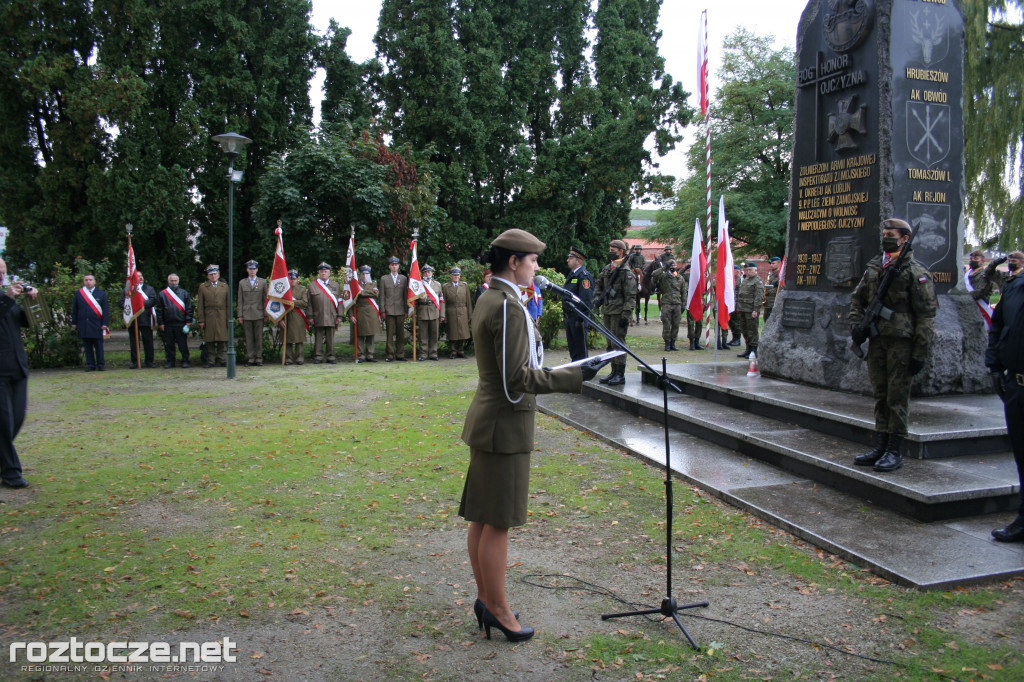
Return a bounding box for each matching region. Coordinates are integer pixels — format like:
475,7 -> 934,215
737,311 -> 759,347
661,305 -> 681,344
603,311 -> 630,375
867,336 -> 914,437
687,311 -> 702,342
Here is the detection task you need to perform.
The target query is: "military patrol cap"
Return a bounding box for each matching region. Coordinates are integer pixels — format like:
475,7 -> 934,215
245,259 -> 258,268
317,262 -> 331,271
205,264 -> 219,274
491,228 -> 546,254
287,269 -> 299,277
968,249 -> 984,258
387,256 -> 400,264
769,256 -> 781,262
609,239 -> 628,251
568,246 -> 586,260
358,265 -> 371,274
1009,250 -> 1024,260
449,267 -> 462,275
422,264 -> 434,272
881,217 -> 912,236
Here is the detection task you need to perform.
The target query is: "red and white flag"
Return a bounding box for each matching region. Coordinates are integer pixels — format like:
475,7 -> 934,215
698,10 -> 709,117
264,225 -> 294,322
122,242 -> 145,325
407,238 -> 425,306
715,195 -> 735,329
341,232 -> 362,314
687,218 -> 707,320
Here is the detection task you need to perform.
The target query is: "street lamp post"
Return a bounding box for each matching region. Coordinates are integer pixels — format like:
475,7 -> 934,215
211,132 -> 252,379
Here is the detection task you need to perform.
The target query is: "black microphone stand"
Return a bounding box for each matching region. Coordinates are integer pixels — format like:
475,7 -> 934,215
556,291 -> 709,648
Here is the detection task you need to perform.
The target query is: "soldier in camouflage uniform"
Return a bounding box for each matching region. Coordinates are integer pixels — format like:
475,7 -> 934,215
626,245 -> 647,324
594,239 -> 638,385
651,260 -> 686,351
763,257 -> 781,321
966,249 -> 1005,304
849,218 -> 938,473
734,262 -> 764,359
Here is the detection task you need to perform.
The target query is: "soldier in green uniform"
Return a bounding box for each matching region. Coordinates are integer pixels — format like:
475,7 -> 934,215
237,259 -> 268,366
309,263 -> 343,364
849,218 -> 938,473
966,249 -> 1007,304
282,269 -> 309,365
651,259 -> 686,351
626,245 -> 647,324
416,264 -> 444,361
442,268 -> 473,358
351,265 -> 382,362
735,262 -> 764,359
763,257 -> 781,321
594,239 -> 639,385
656,245 -> 674,269
196,264 -> 230,368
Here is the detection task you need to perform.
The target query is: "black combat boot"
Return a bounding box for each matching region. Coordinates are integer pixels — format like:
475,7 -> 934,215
670,341 -> 679,351
854,432 -> 888,466
606,372 -> 625,386
738,346 -> 752,359
689,338 -> 696,350
665,342 -> 672,352
873,435 -> 904,472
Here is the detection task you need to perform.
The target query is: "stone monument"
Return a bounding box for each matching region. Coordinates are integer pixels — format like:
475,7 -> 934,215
759,0 -> 989,396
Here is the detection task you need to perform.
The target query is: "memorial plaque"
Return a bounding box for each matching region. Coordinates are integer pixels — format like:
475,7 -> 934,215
781,299 -> 816,329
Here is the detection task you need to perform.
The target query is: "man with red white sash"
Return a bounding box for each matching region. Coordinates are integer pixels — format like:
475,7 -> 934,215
70,274 -> 110,371
156,273 -> 194,368
415,264 -> 444,361
351,265 -> 382,362
309,262 -> 342,364
281,269 -> 310,365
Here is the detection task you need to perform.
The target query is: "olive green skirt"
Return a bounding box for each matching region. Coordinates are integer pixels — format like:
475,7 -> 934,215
458,448 -> 531,528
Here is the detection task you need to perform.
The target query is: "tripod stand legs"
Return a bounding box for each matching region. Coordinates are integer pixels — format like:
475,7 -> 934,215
602,597 -> 709,649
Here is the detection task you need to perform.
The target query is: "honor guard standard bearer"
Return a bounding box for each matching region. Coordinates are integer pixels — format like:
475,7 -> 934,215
563,247 -> 594,362
986,260 -> 1024,542
379,256 -> 410,361
651,260 -> 686,351
283,269 -> 310,365
594,239 -> 638,385
352,266 -> 382,362
237,259 -> 269,366
309,263 -> 342,364
849,218 -> 937,473
196,264 -> 230,368
735,261 -> 764,359
442,267 -> 473,358
764,257 -> 781,321
156,273 -> 193,368
122,271 -> 158,368
416,264 -> 444,361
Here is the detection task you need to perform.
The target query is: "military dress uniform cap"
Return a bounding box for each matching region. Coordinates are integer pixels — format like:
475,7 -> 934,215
245,259 -> 258,268
287,269 -> 299,277
491,228 -> 546,254
387,256 -> 400,264
609,239 -> 628,251
769,256 -> 782,262
205,264 -> 220,274
881,218 -> 912,234
422,264 -> 434,272
317,262 -> 331,271
358,265 -> 371,273
568,246 -> 586,260
449,267 -> 462,275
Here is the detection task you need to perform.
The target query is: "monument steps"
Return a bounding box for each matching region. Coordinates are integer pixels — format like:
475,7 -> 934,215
537,363 -> 1023,588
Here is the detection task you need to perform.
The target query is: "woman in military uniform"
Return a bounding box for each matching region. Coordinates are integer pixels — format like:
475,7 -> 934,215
459,228 -> 604,642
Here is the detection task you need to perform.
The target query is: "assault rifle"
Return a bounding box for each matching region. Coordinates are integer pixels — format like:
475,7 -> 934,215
850,228 -> 916,359
592,261 -> 626,310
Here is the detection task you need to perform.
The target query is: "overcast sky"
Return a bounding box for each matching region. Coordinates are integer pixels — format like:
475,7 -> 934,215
308,0 -> 810,207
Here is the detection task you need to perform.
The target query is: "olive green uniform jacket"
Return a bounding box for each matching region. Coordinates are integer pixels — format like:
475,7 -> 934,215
237,277 -> 268,320
284,284 -> 310,344
196,281 -> 230,342
442,281 -> 473,341
308,278 -> 342,327
353,281 -> 383,335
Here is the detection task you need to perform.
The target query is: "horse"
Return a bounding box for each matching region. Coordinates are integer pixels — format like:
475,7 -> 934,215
634,259 -> 660,325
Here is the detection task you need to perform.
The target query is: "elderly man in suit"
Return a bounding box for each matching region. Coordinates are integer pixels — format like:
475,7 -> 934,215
71,274 -> 110,371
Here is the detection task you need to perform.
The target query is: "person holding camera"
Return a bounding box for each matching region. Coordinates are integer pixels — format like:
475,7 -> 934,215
1,278 -> 35,489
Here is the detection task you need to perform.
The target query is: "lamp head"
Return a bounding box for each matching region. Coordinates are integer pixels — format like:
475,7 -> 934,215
211,132 -> 253,158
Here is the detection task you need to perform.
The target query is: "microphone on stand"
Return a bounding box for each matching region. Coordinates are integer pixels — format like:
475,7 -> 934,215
534,275 -> 585,306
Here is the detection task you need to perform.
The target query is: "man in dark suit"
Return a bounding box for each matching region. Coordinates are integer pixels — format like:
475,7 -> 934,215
121,271 -> 158,368
563,246 -> 594,361
1,279 -> 33,488
71,274 -> 110,371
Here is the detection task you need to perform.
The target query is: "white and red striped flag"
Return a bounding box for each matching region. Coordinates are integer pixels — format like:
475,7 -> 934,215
407,237 -> 425,306
964,264 -> 993,329
687,218 -> 707,321
341,230 -> 362,314
122,242 -> 145,325
265,224 -> 294,322
715,195 -> 735,329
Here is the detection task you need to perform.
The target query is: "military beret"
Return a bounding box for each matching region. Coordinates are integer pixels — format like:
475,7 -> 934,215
287,269 -> 299,277
245,259 -> 258,268
663,245 -> 673,251
744,261 -> 759,268
317,262 -> 331,270
734,264 -> 741,270
422,264 -> 434,272
387,256 -> 400,264
881,218 -> 912,235
449,267 -> 462,275
769,256 -> 781,262
568,246 -> 586,260
358,265 -> 371,274
609,239 -> 628,251
491,228 -> 546,254
205,264 -> 219,274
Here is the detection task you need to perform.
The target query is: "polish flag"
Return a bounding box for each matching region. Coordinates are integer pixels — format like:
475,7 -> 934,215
715,195 -> 735,329
686,218 -> 707,320
264,225 -> 294,322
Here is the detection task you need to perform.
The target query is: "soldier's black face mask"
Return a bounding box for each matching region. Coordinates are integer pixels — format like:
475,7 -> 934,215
608,251 -> 618,261
969,259 -> 981,268
668,268 -> 677,273
881,237 -> 901,253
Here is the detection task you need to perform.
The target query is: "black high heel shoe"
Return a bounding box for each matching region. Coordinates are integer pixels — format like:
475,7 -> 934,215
473,599 -> 518,631
482,607 -> 534,642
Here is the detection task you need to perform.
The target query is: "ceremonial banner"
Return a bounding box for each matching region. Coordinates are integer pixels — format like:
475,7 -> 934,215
715,196 -> 735,329
407,238 -> 425,305
122,242 -> 145,325
341,232 -> 361,313
265,225 -> 294,322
